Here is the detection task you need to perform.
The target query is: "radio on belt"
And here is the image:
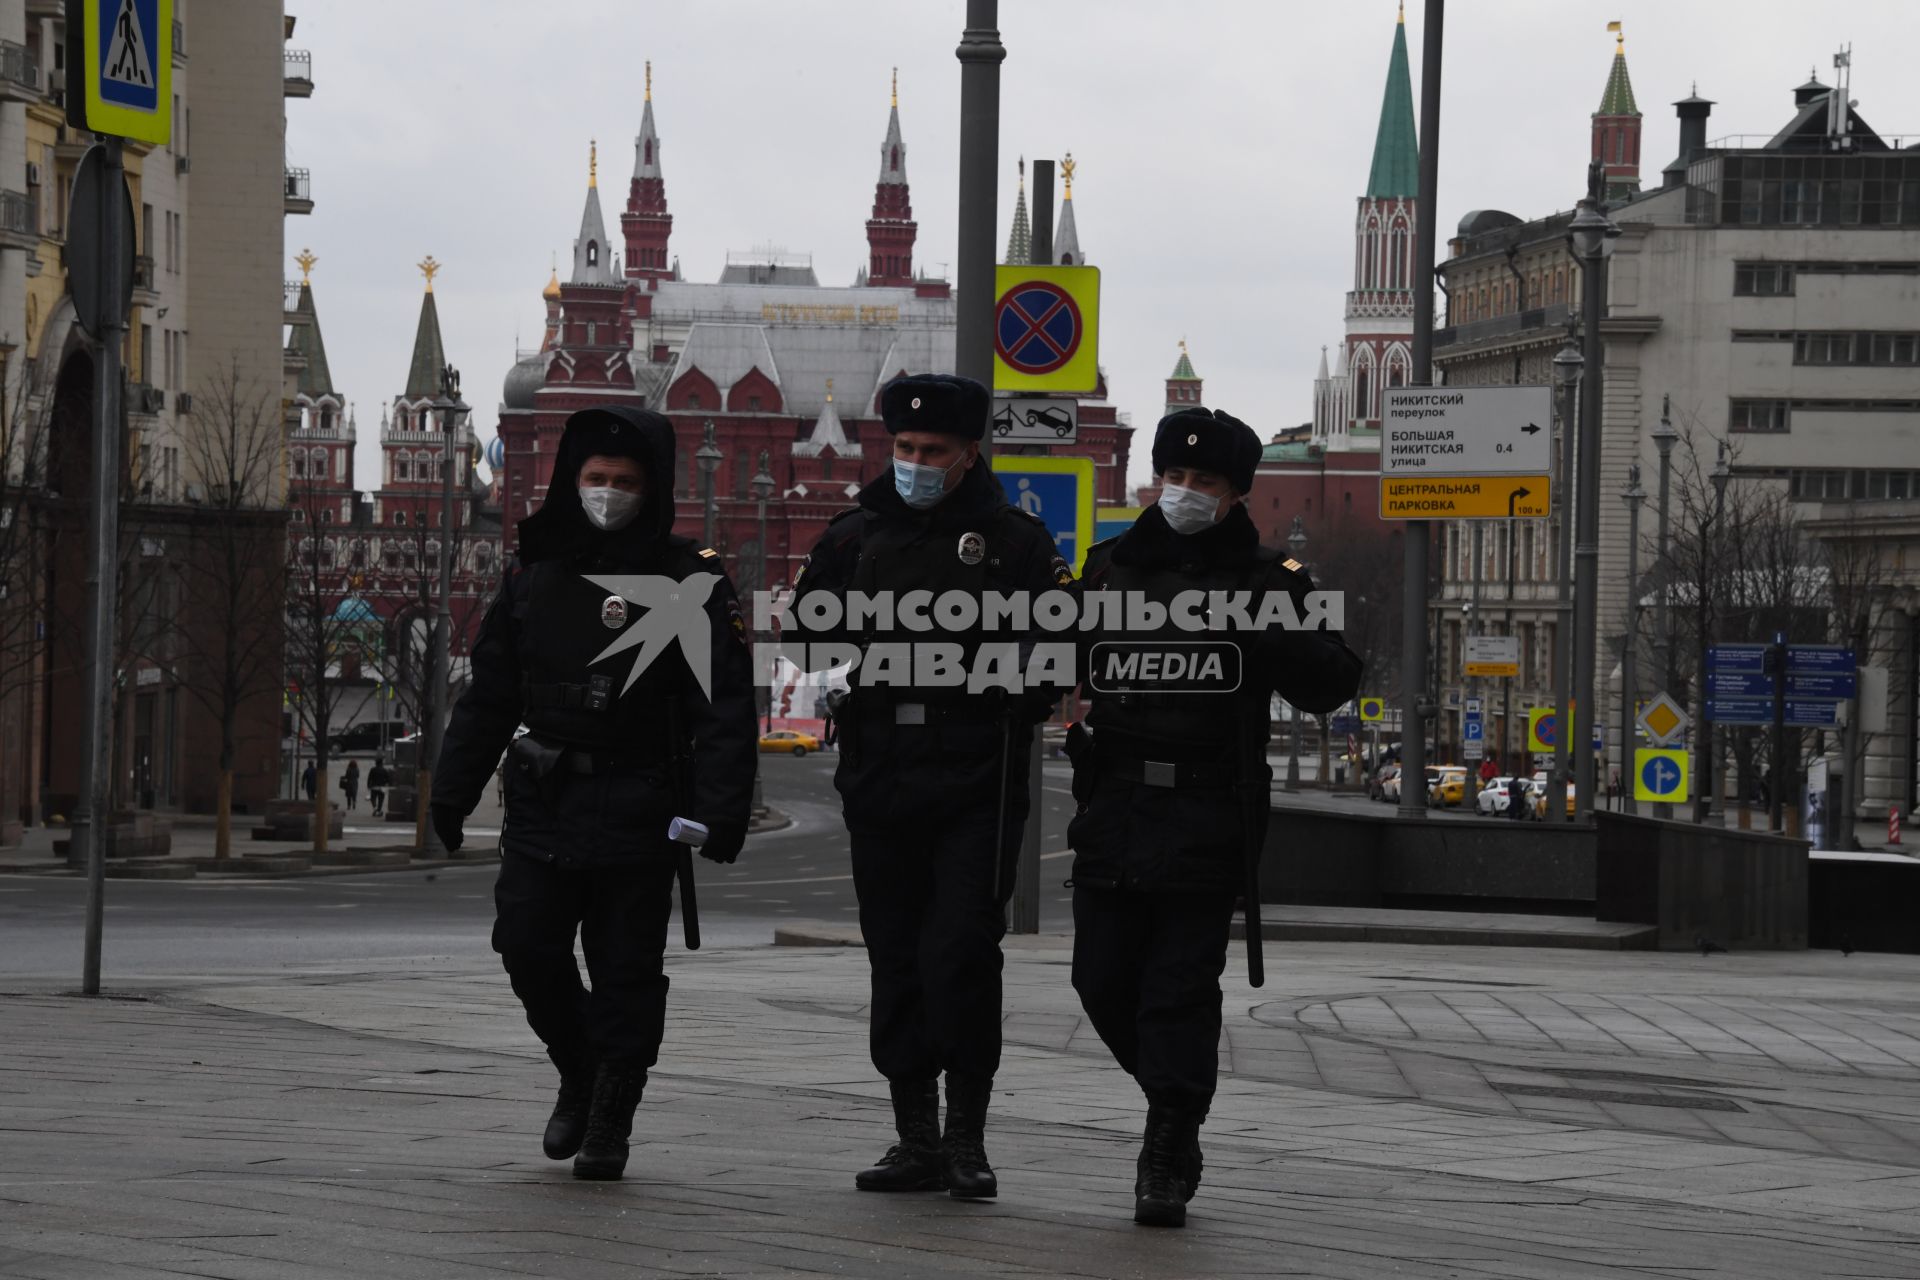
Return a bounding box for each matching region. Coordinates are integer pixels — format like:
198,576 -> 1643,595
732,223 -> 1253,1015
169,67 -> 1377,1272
667,816 -> 709,847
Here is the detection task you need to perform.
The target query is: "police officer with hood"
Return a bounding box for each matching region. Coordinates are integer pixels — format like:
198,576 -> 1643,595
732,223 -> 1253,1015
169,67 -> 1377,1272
431,405 -> 757,1181
1066,408 -> 1361,1227
788,373 -> 1069,1200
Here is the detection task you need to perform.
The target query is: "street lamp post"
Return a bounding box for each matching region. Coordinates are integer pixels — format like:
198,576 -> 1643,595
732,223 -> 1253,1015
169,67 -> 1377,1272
1651,397 -> 1679,818
749,453 -> 776,820
1620,464 -> 1645,816
1550,338 -> 1584,821
1700,443 -> 1731,823
1286,516 -> 1307,790
696,421 -> 722,549
1567,194 -> 1620,823
423,364 -> 467,854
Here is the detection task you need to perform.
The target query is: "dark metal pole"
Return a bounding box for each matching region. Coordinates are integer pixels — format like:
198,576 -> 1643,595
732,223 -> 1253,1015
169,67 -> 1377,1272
1552,371 -> 1576,821
1770,630 -> 1787,832
424,367 -> 461,854
1621,468 -> 1643,816
1572,235 -> 1607,824
1030,160 -> 1053,269
78,138 -> 127,995
1652,397 -> 1676,818
1397,0 -> 1444,820
954,0 -> 1003,401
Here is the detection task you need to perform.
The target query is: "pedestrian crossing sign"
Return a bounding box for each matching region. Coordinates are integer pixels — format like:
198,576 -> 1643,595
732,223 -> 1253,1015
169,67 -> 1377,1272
70,0 -> 173,144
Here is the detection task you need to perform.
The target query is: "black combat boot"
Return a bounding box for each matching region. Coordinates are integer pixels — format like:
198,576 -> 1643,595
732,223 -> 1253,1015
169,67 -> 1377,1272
571,1062 -> 645,1181
1133,1106 -> 1200,1227
854,1079 -> 946,1192
941,1073 -> 998,1199
541,1061 -> 595,1160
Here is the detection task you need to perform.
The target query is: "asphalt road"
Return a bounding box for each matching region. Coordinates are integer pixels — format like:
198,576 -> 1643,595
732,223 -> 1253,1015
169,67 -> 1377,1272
0,751 -> 1084,985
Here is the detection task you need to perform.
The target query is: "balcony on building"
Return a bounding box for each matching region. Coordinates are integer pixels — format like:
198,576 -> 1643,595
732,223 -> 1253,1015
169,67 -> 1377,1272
127,382 -> 166,420
284,48 -> 312,97
132,253 -> 159,306
0,39 -> 39,103
284,167 -> 313,215
172,18 -> 186,65
0,188 -> 38,252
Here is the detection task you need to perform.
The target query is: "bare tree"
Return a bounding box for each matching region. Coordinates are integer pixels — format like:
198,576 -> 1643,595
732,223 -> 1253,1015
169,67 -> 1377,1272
168,361 -> 289,857
0,364 -> 52,834
284,475 -> 362,858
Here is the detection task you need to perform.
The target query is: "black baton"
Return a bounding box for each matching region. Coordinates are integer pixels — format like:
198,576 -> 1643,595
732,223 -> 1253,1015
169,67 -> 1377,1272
665,697 -> 702,950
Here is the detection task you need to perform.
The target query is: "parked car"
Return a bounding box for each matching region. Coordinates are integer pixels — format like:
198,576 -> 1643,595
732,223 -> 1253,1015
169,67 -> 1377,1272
1379,766 -> 1402,804
758,728 -> 820,756
1427,765 -> 1467,808
1476,776 -> 1518,815
1527,771 -> 1577,820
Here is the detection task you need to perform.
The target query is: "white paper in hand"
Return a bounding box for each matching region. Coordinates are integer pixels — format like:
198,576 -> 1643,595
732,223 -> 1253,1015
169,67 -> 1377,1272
667,816 -> 709,847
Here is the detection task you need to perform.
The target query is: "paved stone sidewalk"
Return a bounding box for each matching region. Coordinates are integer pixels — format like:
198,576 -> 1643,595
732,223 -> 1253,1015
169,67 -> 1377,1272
4,938 -> 1920,1277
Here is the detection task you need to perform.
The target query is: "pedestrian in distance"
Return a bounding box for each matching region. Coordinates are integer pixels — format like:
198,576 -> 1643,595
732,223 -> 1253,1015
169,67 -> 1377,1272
341,760 -> 360,812
429,406 -> 757,1181
367,758 -> 390,818
1064,408 -> 1362,1228
787,373 -> 1071,1201
302,762 -> 316,802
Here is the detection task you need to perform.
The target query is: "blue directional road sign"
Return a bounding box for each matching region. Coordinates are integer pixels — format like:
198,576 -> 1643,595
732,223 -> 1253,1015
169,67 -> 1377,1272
1709,672 -> 1776,697
1464,718 -> 1484,742
1787,645 -> 1855,673
1788,672 -> 1856,699
1707,697 -> 1774,725
1785,700 -> 1844,729
1706,645 -> 1769,673
1330,714 -> 1361,735
1634,749 -> 1690,803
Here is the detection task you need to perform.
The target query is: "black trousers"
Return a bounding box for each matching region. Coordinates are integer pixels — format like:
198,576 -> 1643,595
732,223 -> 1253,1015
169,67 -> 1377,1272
850,813 -> 1019,1084
490,850 -> 677,1076
1071,886 -> 1237,1114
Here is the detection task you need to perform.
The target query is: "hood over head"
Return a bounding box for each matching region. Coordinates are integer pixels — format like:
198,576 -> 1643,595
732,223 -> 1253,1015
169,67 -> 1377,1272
516,405 -> 678,562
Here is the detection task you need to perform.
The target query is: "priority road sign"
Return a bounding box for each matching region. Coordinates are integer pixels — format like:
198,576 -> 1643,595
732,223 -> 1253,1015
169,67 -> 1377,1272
68,0 -> 174,145
1635,691 -> 1690,747
1380,475 -> 1549,521
1359,696 -> 1386,723
992,265 -> 1100,394
988,455 -> 1095,570
1381,386 -> 1555,477
1634,749 -> 1690,803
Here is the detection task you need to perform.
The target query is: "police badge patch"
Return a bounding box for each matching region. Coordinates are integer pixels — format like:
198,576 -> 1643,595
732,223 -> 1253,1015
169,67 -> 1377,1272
601,595 -> 629,629
957,532 -> 986,566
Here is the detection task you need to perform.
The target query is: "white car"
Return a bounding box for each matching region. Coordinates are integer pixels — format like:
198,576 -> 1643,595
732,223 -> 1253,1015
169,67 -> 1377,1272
1476,776 -> 1518,815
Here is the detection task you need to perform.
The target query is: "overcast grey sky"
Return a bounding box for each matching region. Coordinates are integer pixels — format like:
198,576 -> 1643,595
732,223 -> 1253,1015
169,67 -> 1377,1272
285,1 -> 1919,495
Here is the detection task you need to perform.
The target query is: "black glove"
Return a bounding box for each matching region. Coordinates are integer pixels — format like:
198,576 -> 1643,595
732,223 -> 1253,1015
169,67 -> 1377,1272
431,803 -> 465,853
697,820 -> 747,865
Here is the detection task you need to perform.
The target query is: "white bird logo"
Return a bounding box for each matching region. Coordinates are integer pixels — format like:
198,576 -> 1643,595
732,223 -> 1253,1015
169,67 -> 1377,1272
583,573 -> 722,701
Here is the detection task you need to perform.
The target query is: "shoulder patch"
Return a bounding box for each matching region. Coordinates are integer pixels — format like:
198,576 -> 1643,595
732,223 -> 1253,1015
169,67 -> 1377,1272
1051,556 -> 1074,587
1283,557 -> 1304,572
698,547 -> 720,559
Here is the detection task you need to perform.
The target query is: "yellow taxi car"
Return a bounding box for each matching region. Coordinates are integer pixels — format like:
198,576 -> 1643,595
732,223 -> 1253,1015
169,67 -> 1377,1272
1426,765 -> 1468,808
1528,771 -> 1577,819
758,729 -> 821,756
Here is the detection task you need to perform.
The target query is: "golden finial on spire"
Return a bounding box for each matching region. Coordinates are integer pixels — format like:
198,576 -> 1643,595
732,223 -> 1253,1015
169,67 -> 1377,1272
826,376 -> 835,402
645,61 -> 652,102
543,252 -> 561,301
589,139 -> 598,188
891,67 -> 898,108
295,248 -> 317,283
1018,154 -> 1025,186
1179,337 -> 1188,355
1061,152 -> 1076,198
418,255 -> 441,292
1607,19 -> 1623,50
1398,0 -> 1405,23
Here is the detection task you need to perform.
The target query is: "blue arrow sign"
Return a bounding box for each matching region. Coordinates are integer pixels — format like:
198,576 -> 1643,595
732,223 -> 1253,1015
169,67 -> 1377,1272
1707,697 -> 1775,725
1709,672 -> 1777,697
1707,645 -> 1769,673
1787,672 -> 1856,699
1787,645 -> 1856,674
1640,754 -> 1684,798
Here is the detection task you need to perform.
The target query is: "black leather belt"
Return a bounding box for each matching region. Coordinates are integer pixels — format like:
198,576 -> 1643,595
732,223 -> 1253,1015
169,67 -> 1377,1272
558,748 -> 665,776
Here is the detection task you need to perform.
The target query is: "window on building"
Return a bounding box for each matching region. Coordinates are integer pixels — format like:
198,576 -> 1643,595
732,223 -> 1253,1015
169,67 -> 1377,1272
587,240 -> 599,267
748,395 -> 761,411
291,453 -> 305,478
1791,331 -> 1920,366
1734,262 -> 1796,296
394,509 -> 408,526
1729,399 -> 1790,433
395,456 -> 410,481
687,393 -> 702,410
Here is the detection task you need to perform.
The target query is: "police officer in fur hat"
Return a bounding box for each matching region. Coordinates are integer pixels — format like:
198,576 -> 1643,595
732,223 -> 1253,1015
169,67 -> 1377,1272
431,405 -> 757,1181
1065,407 -> 1362,1227
787,373 -> 1070,1200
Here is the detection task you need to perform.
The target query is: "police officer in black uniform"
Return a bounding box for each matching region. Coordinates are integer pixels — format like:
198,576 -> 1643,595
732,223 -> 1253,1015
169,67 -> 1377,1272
787,373 -> 1068,1200
1066,408 -> 1362,1227
431,405 -> 757,1181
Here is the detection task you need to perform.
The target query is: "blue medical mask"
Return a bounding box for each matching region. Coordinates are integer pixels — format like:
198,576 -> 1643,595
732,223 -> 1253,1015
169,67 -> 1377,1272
1158,482 -> 1225,535
893,454 -> 965,510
